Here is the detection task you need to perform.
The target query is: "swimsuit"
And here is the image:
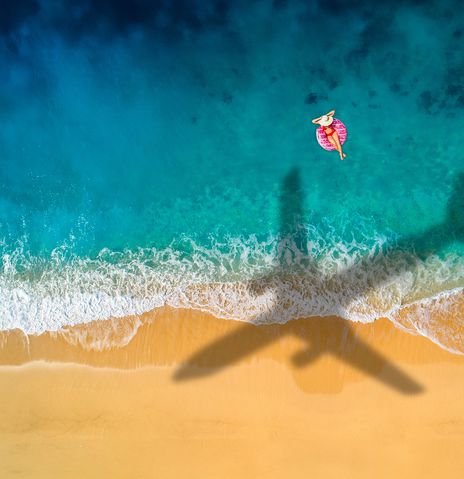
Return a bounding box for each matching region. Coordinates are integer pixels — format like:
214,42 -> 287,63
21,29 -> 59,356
322,125 -> 336,137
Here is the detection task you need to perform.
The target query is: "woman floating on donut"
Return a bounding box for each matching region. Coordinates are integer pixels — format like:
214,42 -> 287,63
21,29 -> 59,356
312,110 -> 347,160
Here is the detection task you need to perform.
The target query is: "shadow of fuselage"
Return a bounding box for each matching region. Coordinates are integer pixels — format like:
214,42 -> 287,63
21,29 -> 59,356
174,167 -> 464,394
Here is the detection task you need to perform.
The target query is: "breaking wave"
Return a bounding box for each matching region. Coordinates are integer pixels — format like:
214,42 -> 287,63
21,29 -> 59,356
1,225 -> 463,353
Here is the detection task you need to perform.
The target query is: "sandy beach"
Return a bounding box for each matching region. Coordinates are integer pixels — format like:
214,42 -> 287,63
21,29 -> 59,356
1,308 -> 464,478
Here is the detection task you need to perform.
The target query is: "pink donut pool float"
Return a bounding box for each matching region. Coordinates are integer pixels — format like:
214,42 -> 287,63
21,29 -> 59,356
316,118 -> 347,151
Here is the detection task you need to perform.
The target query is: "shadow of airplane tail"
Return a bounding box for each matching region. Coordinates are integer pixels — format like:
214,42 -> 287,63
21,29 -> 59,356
445,172 -> 464,241
290,317 -> 424,394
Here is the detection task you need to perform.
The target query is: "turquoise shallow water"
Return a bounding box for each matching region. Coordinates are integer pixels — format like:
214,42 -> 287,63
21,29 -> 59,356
0,1 -> 463,350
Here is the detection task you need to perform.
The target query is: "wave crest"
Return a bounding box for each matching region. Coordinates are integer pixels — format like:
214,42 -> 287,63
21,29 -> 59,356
0,228 -> 463,353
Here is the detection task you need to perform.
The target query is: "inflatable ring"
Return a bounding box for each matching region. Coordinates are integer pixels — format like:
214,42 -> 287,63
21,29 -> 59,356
316,118 -> 347,151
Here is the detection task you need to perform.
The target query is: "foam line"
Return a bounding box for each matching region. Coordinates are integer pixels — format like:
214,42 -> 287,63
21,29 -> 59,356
1,231 -> 463,352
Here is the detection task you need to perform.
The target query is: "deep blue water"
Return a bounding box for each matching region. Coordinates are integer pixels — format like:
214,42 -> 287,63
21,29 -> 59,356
0,0 -> 463,348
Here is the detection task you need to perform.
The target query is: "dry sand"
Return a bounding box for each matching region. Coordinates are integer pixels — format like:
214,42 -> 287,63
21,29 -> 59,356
1,307 -> 464,478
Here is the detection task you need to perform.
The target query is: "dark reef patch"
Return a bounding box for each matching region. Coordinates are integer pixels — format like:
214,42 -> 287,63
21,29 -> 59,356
446,84 -> 464,97
305,92 -> 328,105
456,95 -> 464,108
272,0 -> 289,8
358,15 -> 394,54
222,90 -> 233,104
417,90 -> 438,113
344,47 -> 369,76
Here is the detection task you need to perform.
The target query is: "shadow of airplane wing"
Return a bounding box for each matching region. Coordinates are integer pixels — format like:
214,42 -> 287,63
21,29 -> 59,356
173,318 -> 278,381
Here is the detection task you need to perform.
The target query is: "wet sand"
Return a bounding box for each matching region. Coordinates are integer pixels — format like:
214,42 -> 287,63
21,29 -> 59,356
1,308 -> 464,478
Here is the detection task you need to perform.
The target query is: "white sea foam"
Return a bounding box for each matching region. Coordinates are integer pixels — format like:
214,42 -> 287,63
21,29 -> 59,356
0,230 -> 463,352
389,288 -> 464,355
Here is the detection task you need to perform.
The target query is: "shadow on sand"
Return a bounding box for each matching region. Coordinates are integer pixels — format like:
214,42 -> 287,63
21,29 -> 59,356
174,168 -> 464,394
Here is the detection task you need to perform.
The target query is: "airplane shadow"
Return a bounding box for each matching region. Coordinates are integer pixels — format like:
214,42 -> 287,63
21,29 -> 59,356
173,167 -> 464,394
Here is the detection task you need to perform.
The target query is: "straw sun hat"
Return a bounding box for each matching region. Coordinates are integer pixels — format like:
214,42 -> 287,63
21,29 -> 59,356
319,115 -> 334,127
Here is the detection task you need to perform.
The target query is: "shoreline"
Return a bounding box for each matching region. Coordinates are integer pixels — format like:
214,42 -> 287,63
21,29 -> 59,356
2,284 -> 463,355
1,306 -> 462,382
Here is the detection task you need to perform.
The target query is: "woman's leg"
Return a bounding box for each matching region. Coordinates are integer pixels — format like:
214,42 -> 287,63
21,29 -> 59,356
332,131 -> 346,160
327,135 -> 344,160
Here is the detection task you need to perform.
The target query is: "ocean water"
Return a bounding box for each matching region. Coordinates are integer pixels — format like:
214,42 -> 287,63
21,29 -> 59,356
1,1 -> 463,352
